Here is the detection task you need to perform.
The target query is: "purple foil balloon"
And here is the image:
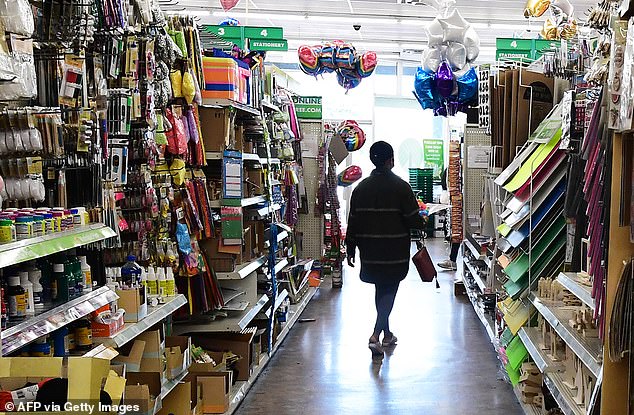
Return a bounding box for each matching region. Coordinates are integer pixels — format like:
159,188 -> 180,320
435,62 -> 455,98
434,105 -> 448,117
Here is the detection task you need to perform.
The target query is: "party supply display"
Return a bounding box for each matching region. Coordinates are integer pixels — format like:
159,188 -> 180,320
337,165 -> 362,187
297,41 -> 377,90
336,120 -> 366,151
414,1 -> 479,117
523,0 -> 578,40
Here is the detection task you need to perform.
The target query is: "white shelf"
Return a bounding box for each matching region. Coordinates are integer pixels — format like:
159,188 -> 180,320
269,258 -> 289,277
461,273 -> 496,345
0,223 -> 116,269
160,368 -> 190,401
464,259 -> 486,291
201,98 -> 260,116
556,272 -> 595,311
94,294 -> 187,348
262,100 -> 280,113
225,353 -> 270,415
265,289 -> 289,318
242,196 -> 267,207
530,293 -> 602,378
249,203 -> 281,218
216,256 -> 267,280
175,294 -> 269,333
272,287 -> 317,353
260,158 -> 280,165
264,231 -> 289,249
518,327 -> 564,373
242,153 -> 261,162
2,286 -> 119,355
544,372 -> 586,415
464,237 -> 492,268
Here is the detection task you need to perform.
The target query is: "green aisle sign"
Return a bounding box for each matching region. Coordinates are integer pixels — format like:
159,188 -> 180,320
292,96 -> 322,119
203,25 -> 286,51
423,139 -> 444,177
250,39 -> 288,51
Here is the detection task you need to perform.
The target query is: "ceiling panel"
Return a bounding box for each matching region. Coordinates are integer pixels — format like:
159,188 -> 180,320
181,0 -> 597,64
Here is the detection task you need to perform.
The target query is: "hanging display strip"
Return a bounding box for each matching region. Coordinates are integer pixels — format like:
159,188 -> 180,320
0,224 -> 116,269
2,286 -> 118,355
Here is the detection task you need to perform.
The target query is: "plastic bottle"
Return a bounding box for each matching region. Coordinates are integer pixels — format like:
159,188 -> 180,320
28,263 -> 44,310
51,257 -> 67,302
30,337 -> 52,357
19,271 -> 34,316
38,257 -> 53,304
146,266 -> 158,296
79,256 -> 92,292
70,256 -> 83,296
140,266 -> 147,290
165,267 -> 175,297
7,276 -> 26,320
51,327 -> 69,357
15,216 -> 33,240
32,215 -> 44,237
65,256 -> 76,299
0,219 -> 16,243
121,255 -> 142,288
157,267 -> 166,297
73,318 -> 93,351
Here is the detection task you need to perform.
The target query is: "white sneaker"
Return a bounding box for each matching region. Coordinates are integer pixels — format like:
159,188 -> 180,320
437,260 -> 457,271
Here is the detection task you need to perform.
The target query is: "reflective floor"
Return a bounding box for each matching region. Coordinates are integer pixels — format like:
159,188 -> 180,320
235,240 -> 523,415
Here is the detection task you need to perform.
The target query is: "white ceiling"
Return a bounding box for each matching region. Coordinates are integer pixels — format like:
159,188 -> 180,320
165,0 -> 598,64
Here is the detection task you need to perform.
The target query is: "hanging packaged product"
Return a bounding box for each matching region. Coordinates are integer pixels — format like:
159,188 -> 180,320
58,55 -> 85,106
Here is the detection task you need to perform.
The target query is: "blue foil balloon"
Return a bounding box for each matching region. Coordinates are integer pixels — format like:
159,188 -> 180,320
414,67 -> 437,109
457,67 -> 478,103
219,17 -> 240,26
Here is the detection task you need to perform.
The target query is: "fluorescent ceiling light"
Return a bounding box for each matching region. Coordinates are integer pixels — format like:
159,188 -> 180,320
471,22 -> 535,30
168,10 -> 211,16
212,10 -> 432,25
213,11 -> 305,20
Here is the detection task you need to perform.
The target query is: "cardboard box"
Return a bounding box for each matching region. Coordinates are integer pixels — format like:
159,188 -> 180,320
117,287 -> 148,323
200,107 -> 231,152
246,169 -> 264,195
185,365 -> 232,414
112,340 -> 146,373
200,235 -> 238,273
157,382 -> 196,415
126,372 -> 162,415
189,332 -> 255,381
244,220 -> 265,256
165,336 -> 191,380
0,357 -> 124,410
137,330 -> 164,374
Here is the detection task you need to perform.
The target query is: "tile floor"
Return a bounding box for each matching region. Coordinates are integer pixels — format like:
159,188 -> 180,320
235,239 -> 523,415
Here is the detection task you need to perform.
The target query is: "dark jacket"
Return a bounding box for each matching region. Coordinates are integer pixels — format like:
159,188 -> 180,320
346,168 -> 426,284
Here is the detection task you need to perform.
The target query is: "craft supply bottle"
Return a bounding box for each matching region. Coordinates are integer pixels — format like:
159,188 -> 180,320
79,256 -> 92,292
15,216 -> 33,240
7,276 -> 26,320
0,219 -> 16,243
73,318 -> 93,351
19,271 -> 34,316
32,215 -> 44,237
43,213 -> 54,234
166,267 -> 175,296
157,267 -> 166,297
146,266 -> 158,296
28,263 -> 44,310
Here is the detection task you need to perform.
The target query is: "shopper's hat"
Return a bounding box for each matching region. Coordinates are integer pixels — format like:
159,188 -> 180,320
370,141 -> 394,167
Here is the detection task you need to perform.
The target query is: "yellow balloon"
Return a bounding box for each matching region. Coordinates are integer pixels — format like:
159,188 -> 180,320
558,19 -> 578,39
541,18 -> 558,40
524,0 -> 551,18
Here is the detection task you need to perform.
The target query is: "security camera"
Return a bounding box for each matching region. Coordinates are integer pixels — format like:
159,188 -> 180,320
353,24 -> 361,31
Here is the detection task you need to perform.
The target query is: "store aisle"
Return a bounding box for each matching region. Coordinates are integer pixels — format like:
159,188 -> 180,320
235,240 -> 522,415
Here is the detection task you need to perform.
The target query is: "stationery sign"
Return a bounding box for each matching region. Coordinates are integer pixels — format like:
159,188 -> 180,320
423,139 -> 444,177
202,25 -> 287,51
292,96 -> 322,119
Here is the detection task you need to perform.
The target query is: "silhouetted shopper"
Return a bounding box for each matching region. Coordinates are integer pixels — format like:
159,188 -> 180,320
345,141 -> 426,361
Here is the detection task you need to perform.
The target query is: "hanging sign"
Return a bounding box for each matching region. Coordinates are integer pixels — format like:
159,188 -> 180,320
292,96 -> 322,119
423,139 -> 444,177
249,39 -> 288,51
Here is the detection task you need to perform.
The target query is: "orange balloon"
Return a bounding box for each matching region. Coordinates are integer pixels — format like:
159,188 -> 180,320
524,0 -> 551,17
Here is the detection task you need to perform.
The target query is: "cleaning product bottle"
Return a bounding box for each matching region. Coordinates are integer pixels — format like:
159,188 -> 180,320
70,256 -> 83,296
79,256 -> 92,292
37,257 -> 52,304
157,267 -> 166,297
19,271 -> 34,316
27,263 -> 44,310
51,257 -> 67,302
73,318 -> 93,351
165,267 -> 175,297
121,255 -> 142,288
146,266 -> 157,296
7,276 -> 26,320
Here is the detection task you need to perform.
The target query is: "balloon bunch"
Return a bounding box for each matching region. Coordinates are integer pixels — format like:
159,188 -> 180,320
524,0 -> 578,40
338,165 -> 363,187
336,120 -> 366,151
418,200 -> 429,217
298,41 -> 377,91
414,6 -> 479,117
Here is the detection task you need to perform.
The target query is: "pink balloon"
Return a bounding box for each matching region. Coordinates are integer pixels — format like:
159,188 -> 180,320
220,0 -> 239,11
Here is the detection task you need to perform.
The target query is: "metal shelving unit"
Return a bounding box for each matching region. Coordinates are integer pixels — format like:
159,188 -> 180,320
461,272 -> 496,344
464,236 -> 493,269
530,293 -> 602,378
265,289 -> 289,318
544,372 -> 585,415
216,256 -> 267,280
518,327 -> 564,373
2,286 -> 119,355
464,259 -> 486,291
94,294 -> 187,348
513,386 -> 544,415
272,287 -> 317,353
201,98 -> 261,116
0,223 -> 116,269
556,272 -> 595,311
261,100 -> 281,113
264,231 -> 289,248
176,294 -> 269,333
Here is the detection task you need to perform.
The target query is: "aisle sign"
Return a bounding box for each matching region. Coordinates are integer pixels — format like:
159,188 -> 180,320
423,139 -> 444,177
244,27 -> 284,40
293,96 -> 322,119
203,25 -> 287,51
250,39 -> 288,51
